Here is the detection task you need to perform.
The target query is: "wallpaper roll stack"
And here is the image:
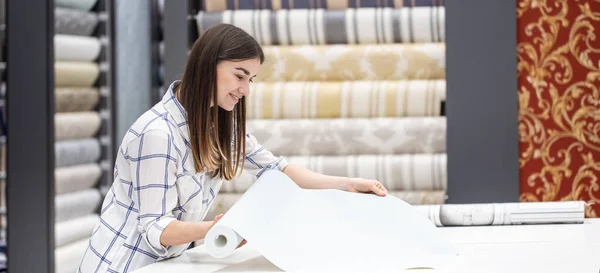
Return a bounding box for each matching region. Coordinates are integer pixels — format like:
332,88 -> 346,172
54,0 -> 103,272
194,1 -> 448,218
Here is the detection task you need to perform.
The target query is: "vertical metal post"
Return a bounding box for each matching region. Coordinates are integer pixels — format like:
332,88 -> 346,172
6,0 -> 55,271
163,0 -> 188,84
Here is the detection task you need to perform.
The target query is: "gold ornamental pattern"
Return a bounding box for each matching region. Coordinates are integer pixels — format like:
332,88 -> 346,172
517,0 -> 600,217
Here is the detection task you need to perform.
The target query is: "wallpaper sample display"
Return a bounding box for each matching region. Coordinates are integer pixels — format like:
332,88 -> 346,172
196,7 -> 445,45
246,80 -> 445,119
55,7 -> 99,36
201,0 -> 444,11
55,238 -> 90,273
257,43 -> 445,81
55,163 -> 101,195
55,34 -> 101,62
206,190 -> 446,220
55,214 -> 99,248
55,112 -> 101,141
246,117 -> 446,156
55,188 -> 101,222
517,0 -> 600,217
56,0 -> 97,11
226,154 -> 447,193
55,138 -> 101,168
55,61 -> 99,87
55,88 -> 100,113
414,201 -> 586,227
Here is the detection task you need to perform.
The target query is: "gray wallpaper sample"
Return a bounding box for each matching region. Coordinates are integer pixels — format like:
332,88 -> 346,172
116,0 -> 152,141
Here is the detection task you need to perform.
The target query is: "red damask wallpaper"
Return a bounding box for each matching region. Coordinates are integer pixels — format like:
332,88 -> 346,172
517,0 -> 600,217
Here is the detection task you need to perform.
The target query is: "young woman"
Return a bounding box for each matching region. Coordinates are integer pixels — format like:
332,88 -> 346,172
78,23 -> 388,272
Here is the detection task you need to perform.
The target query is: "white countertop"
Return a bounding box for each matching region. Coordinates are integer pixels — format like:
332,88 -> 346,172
133,219 -> 600,273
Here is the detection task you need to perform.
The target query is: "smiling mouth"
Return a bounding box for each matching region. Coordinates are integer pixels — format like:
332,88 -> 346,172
230,94 -> 240,102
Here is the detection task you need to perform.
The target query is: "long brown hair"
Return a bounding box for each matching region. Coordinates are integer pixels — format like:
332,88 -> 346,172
176,24 -> 264,180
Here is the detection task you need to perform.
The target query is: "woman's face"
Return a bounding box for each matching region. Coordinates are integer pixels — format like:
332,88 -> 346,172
215,58 -> 261,111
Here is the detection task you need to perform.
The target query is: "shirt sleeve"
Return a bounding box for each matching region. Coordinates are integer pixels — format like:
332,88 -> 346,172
126,130 -> 179,258
243,133 -> 289,178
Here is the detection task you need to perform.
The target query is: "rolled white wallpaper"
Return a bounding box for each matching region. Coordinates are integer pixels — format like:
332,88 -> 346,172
55,238 -> 90,273
55,61 -> 100,87
55,214 -> 99,248
56,0 -> 98,11
55,163 -> 102,195
55,188 -> 101,223
55,34 -> 101,62
55,112 -> 101,141
55,138 -> 101,168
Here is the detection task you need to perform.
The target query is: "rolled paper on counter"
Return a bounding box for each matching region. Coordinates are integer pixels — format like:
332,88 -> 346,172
205,189 -> 446,220
257,43 -> 445,82
414,201 -> 587,226
205,170 -> 457,271
196,6 -> 445,45
55,8 -> 99,36
55,61 -> 100,87
55,188 -> 101,223
246,117 -> 446,156
246,80 -> 446,119
55,112 -> 102,141
55,34 -> 102,62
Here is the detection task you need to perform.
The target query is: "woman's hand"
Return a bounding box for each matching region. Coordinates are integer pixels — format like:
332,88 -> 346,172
343,178 -> 388,196
210,213 -> 247,249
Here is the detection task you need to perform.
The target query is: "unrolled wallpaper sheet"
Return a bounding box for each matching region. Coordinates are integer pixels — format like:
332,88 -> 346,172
206,190 -> 446,220
414,201 -> 586,226
246,117 -> 446,156
55,87 -> 100,113
246,80 -> 446,119
55,61 -> 100,87
226,154 -> 447,193
257,43 -> 445,81
55,7 -> 99,36
196,6 -> 445,45
55,237 -> 90,273
55,214 -> 99,248
201,0 -> 444,11
55,34 -> 101,62
205,170 -> 457,271
55,163 -> 101,195
55,138 -> 101,168
55,112 -> 101,141
55,188 -> 101,222
56,0 -> 98,11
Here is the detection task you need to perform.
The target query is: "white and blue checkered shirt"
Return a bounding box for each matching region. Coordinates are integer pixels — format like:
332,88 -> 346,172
78,81 -> 288,273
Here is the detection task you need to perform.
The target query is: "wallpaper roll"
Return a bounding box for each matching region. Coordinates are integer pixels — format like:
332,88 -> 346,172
247,80 -> 445,119
55,214 -> 99,248
207,190 -> 446,220
258,43 -> 445,81
247,117 -> 446,156
55,112 -> 101,141
55,7 -> 99,36
55,163 -> 102,195
197,7 -> 444,45
55,138 -> 101,168
55,88 -> 100,113
204,170 -> 456,271
55,62 -> 100,87
55,188 -> 101,222
201,0 -> 444,11
226,154 -> 447,193
55,34 -> 101,62
55,238 -> 90,273
414,201 -> 586,227
56,0 -> 97,11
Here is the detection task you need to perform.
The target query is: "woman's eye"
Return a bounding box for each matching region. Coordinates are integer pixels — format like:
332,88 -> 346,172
236,75 -> 244,80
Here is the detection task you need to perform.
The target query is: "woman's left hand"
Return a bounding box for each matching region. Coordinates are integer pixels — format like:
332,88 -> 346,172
343,178 -> 388,196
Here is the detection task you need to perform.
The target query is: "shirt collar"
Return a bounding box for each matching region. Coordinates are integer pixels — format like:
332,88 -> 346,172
162,80 -> 190,142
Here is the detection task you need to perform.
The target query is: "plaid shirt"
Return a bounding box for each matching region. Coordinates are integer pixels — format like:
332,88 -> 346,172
78,81 -> 288,273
